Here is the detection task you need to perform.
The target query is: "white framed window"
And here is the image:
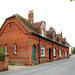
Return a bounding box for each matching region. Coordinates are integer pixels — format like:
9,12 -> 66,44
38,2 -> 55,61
65,51 -> 67,57
14,43 -> 17,54
41,45 -> 45,57
60,50 -> 61,57
42,29 -> 45,37
5,44 -> 7,52
54,48 -> 56,56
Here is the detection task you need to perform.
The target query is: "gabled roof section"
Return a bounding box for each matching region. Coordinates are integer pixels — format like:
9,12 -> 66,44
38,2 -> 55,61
32,21 -> 45,29
46,26 -> 56,35
6,13 -> 37,33
46,29 -> 55,35
56,34 -> 61,38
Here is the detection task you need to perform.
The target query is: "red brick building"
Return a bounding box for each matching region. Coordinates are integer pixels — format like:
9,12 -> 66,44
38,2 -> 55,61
0,10 -> 69,65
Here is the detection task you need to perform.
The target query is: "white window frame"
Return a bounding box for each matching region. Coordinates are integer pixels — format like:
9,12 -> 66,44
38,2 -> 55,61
65,51 -> 67,57
54,48 -> 56,56
41,45 -> 45,57
60,50 -> 61,57
14,44 -> 17,54
5,44 -> 7,52
53,32 -> 56,41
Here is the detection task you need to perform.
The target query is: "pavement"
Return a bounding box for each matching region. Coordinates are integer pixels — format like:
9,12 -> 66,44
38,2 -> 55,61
0,55 -> 75,75
0,65 -> 28,73
8,65 -> 28,71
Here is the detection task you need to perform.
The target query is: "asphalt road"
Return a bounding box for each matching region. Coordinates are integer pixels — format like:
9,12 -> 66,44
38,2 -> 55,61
0,55 -> 75,75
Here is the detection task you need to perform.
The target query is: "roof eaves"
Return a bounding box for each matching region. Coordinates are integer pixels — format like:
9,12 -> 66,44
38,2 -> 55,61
31,32 -> 69,48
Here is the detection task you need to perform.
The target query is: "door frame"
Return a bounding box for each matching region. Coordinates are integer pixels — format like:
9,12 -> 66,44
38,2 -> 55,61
32,45 -> 36,61
49,48 -> 51,60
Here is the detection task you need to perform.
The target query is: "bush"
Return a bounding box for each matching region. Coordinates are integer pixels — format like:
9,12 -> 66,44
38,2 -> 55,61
10,62 -> 15,65
0,47 -> 5,60
18,64 -> 22,66
71,47 -> 75,54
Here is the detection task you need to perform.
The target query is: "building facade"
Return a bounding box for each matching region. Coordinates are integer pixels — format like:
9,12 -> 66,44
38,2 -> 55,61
0,10 -> 69,65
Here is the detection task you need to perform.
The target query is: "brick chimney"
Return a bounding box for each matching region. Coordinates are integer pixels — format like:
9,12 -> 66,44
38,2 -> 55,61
61,31 -> 62,38
49,26 -> 53,30
28,10 -> 34,23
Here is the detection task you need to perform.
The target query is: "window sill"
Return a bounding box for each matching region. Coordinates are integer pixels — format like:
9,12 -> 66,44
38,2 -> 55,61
13,53 -> 17,55
41,56 -> 46,58
54,56 -> 56,57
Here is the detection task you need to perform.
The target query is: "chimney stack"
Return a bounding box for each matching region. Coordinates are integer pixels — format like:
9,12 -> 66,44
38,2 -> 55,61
61,31 -> 62,38
49,26 -> 53,30
28,10 -> 34,23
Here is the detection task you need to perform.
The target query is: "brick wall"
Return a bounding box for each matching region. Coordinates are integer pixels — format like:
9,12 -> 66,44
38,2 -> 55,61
0,17 -> 31,65
31,34 -> 69,64
0,55 -> 9,71
0,61 -> 4,71
0,17 -> 69,66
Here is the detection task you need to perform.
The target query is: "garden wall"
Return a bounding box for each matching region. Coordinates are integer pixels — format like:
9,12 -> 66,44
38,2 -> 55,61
0,55 -> 9,71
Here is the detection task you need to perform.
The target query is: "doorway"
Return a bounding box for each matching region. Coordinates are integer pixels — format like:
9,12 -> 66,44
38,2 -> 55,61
49,48 -> 51,60
32,45 -> 36,61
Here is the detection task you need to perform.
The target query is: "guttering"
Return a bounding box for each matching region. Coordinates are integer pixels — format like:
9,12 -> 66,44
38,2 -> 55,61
31,32 -> 69,48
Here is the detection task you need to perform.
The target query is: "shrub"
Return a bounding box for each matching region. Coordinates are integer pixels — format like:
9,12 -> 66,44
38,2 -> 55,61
10,62 -> 15,65
18,64 -> 22,66
0,47 -> 5,60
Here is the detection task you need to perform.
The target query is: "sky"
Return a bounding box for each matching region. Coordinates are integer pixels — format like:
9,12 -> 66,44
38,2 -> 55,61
0,0 -> 75,47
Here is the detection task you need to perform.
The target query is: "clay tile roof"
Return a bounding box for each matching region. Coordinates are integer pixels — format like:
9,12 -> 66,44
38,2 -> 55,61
32,21 -> 44,28
6,13 -> 37,33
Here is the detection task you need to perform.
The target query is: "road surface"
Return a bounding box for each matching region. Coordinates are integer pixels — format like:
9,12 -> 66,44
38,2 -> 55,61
0,55 -> 75,75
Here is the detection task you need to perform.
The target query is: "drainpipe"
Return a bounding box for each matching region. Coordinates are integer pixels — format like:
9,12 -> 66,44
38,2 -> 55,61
58,44 -> 59,60
52,42 -> 53,61
37,36 -> 40,64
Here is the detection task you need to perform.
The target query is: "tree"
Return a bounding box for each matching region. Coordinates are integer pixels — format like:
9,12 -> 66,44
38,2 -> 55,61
71,47 -> 75,54
74,47 -> 75,54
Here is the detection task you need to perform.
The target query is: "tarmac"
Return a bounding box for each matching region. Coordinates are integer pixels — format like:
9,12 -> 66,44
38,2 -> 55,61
1,55 -> 75,73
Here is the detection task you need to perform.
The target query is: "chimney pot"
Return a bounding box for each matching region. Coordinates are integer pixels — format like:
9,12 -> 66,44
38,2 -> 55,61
49,26 -> 53,30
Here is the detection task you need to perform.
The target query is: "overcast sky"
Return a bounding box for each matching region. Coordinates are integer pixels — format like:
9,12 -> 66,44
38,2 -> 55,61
0,0 -> 75,47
